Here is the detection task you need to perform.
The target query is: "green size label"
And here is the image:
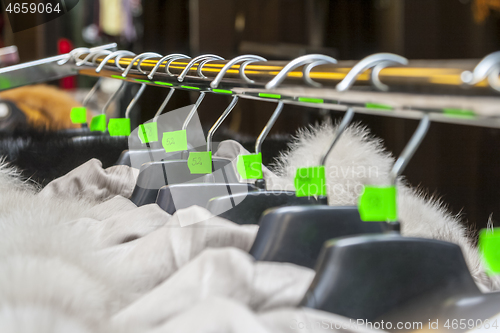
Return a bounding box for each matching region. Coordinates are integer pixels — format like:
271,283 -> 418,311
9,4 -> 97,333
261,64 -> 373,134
358,186 -> 397,222
259,93 -> 281,99
162,129 -> 188,153
294,166 -> 327,197
108,118 -> 131,136
111,75 -> 127,80
188,151 -> 212,174
70,107 -> 87,124
237,153 -> 263,180
479,228 -> 500,275
298,97 -> 324,104
138,123 -> 158,143
89,114 -> 107,132
365,103 -> 393,110
443,108 -> 475,119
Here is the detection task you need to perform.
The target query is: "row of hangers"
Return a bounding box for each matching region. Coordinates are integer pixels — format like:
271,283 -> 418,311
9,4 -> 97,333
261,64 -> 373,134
3,45 -> 500,330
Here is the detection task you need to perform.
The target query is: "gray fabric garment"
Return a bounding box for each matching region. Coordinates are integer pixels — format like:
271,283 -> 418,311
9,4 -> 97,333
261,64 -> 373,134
112,247 -> 315,329
135,297 -> 386,333
39,158 -> 139,202
81,204 -> 257,299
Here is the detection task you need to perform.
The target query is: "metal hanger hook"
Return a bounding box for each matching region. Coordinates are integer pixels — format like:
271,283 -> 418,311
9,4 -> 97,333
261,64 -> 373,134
147,54 -> 190,80
125,83 -> 147,119
96,50 -> 136,73
178,54 -> 224,82
56,43 -> 117,66
389,114 -> 430,184
320,108 -> 355,166
255,100 -> 284,154
57,47 -> 90,65
153,88 -> 175,122
182,92 -> 206,131
82,78 -> 102,107
122,52 -> 162,78
207,95 -> 239,152
239,59 -> 263,84
461,51 -> 500,90
370,60 -> 406,91
303,60 -> 332,88
210,54 -> 267,89
76,49 -> 112,67
91,50 -> 113,64
100,81 -> 127,115
336,53 -> 408,92
265,54 -> 337,90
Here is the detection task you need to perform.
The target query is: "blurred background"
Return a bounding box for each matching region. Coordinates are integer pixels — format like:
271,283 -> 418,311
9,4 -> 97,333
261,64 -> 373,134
2,0 -> 500,236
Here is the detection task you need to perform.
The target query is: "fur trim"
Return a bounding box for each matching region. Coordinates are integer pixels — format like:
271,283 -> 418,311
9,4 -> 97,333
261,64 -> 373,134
0,85 -> 89,131
270,121 -> 500,291
0,131 -> 128,186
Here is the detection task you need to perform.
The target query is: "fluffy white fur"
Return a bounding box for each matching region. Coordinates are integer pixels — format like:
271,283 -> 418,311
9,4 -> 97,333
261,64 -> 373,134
0,161 -> 134,332
269,121 -> 500,291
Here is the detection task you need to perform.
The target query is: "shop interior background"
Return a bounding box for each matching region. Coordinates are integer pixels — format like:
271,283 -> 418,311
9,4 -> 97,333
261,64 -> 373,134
2,0 -> 500,237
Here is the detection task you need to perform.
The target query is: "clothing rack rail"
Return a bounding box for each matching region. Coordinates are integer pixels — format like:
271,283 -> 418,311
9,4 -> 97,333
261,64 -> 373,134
2,43 -> 500,128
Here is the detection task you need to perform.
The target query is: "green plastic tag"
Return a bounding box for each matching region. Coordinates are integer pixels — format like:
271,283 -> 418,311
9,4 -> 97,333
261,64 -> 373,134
237,153 -> 263,179
188,151 -> 212,174
89,114 -> 107,132
70,107 -> 87,124
358,186 -> 397,222
138,123 -> 158,143
294,166 -> 327,197
162,129 -> 188,153
443,108 -> 475,119
479,228 -> 500,275
108,118 -> 131,136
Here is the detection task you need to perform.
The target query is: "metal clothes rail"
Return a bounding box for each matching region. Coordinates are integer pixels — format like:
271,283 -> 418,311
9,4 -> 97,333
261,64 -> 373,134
2,44 -> 500,128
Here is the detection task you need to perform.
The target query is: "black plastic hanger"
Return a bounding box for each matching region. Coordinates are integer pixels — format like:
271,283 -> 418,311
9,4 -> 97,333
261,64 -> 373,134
249,108 -> 414,268
205,100 -> 319,225
152,55 -> 272,213
131,95 -> 243,206
154,94 -> 259,213
300,234 -> 485,323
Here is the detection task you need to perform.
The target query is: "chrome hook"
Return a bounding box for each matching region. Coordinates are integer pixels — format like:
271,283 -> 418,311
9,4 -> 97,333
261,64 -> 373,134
461,51 -> 500,92
165,55 -> 191,77
76,49 -> 112,67
320,108 -> 355,166
181,92 -> 206,131
336,53 -> 408,92
255,100 -> 284,154
370,60 -> 405,92
57,47 -> 90,65
124,84 -> 147,119
207,95 -> 239,152
239,59 -> 263,84
210,54 -> 267,89
177,54 -> 224,82
147,54 -> 190,80
303,60 -> 331,88
82,78 -> 102,107
91,50 -> 113,64
197,58 -> 217,79
122,52 -> 162,77
153,88 -> 175,122
100,81 -> 127,115
389,114 -> 430,185
56,43 -> 117,66
265,54 -> 337,90
96,50 -> 136,73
